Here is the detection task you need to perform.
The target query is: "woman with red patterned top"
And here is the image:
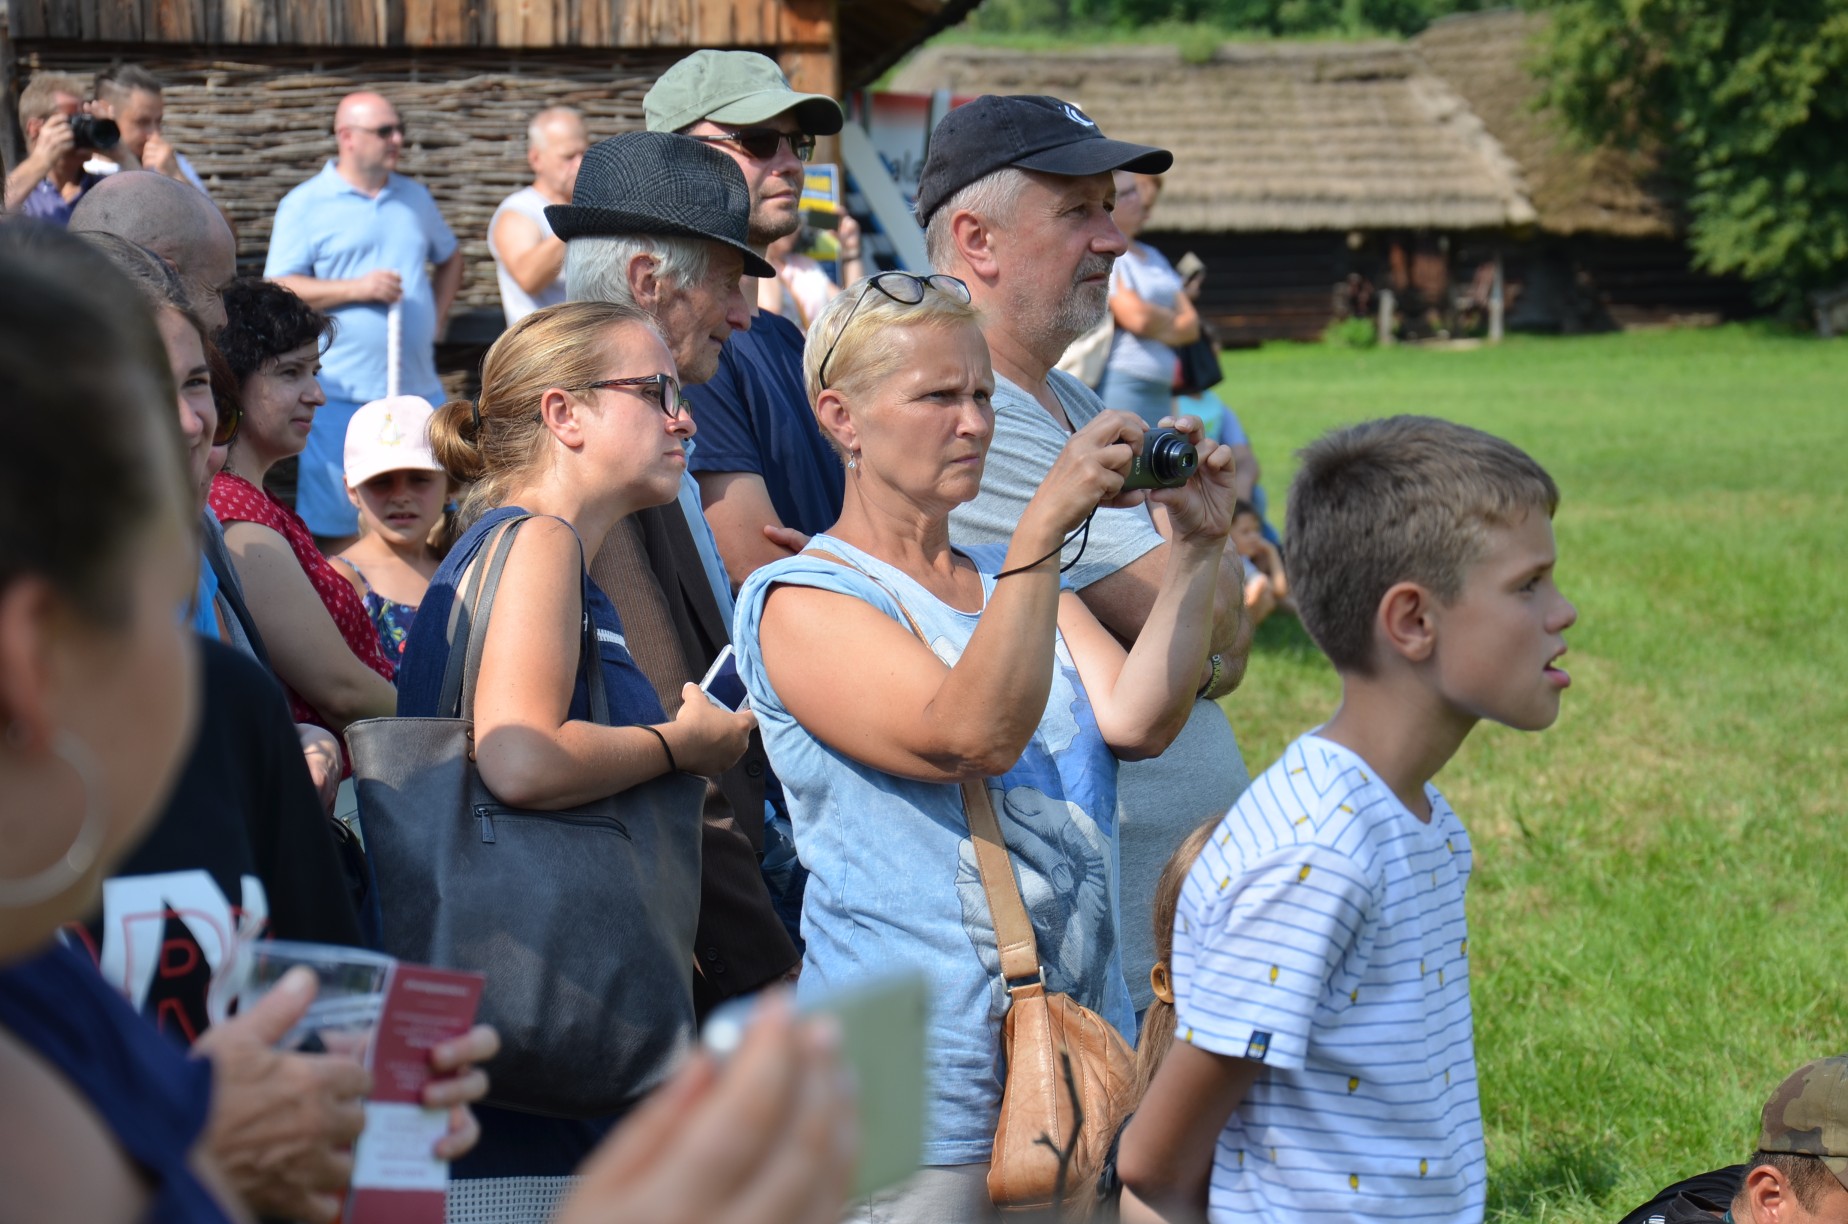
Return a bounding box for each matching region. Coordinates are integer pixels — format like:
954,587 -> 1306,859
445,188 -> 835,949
210,278 -> 396,739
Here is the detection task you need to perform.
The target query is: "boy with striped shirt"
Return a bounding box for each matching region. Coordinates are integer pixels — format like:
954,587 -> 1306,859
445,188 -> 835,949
1120,416 -> 1579,1223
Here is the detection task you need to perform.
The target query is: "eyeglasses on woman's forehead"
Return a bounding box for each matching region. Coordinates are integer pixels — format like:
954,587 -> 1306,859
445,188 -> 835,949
568,373 -> 689,419
817,272 -> 972,390
689,128 -> 816,163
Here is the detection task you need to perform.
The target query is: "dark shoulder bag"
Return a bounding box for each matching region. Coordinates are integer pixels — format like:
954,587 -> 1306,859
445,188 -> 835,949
347,516 -> 705,1118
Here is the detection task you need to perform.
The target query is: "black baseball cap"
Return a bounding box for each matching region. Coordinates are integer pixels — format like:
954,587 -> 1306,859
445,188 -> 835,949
914,94 -> 1173,226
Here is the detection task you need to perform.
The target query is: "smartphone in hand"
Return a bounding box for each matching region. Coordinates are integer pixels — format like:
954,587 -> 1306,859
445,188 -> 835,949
699,645 -> 750,713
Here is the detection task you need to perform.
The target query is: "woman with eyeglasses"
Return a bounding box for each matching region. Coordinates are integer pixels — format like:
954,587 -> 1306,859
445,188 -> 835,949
397,298 -> 756,1204
210,278 -> 398,748
732,273 -> 1236,1220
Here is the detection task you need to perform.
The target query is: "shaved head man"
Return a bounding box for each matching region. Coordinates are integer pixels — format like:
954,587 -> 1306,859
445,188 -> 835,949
69,170 -> 236,329
264,89 -> 461,544
488,105 -> 589,323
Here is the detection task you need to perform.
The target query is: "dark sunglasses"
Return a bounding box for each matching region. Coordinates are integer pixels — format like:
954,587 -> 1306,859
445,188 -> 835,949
817,273 -> 972,389
212,397 -> 241,448
690,128 -> 816,163
568,373 -> 688,420
341,123 -> 405,140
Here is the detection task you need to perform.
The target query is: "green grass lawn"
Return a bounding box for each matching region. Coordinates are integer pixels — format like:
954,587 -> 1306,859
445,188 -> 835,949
1214,325 -> 1848,1220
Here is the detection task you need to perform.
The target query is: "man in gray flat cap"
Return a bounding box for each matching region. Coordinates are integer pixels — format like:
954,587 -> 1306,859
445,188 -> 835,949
923,95 -> 1255,1030
550,129 -> 799,1023
644,49 -> 858,588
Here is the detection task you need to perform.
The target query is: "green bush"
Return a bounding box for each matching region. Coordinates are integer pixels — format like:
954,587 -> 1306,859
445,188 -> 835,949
1322,316 -> 1379,348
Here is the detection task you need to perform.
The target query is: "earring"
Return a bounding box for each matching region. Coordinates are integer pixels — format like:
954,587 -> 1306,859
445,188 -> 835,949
0,730 -> 108,909
846,453 -> 860,471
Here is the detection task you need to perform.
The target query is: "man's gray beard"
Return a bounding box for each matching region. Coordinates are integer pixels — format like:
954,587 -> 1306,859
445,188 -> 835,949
1017,274 -> 1111,364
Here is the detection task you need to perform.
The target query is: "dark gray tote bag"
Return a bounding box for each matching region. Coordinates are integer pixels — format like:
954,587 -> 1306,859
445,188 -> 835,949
347,516 -> 704,1118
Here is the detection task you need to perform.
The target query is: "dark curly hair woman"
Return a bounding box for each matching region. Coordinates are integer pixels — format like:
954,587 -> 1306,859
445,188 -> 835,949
209,278 -> 396,746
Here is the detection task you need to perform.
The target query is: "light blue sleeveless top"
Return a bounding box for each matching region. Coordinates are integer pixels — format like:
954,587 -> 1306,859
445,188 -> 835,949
733,535 -> 1133,1165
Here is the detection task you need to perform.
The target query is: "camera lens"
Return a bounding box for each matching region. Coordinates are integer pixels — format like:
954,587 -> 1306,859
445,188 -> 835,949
68,115 -> 119,151
1120,427 -> 1199,491
1145,429 -> 1199,485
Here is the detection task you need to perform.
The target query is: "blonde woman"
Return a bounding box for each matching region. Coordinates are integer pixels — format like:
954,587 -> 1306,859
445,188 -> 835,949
396,299 -> 755,1206
733,274 -> 1236,1221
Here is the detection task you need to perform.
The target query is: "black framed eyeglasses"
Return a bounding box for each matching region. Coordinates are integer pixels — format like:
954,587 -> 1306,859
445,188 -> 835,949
689,128 -> 816,163
817,273 -> 972,389
569,373 -> 688,420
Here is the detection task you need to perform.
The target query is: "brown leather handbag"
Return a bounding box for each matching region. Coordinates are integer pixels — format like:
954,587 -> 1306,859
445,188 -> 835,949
806,548 -> 1137,1213
960,775 -> 1138,1213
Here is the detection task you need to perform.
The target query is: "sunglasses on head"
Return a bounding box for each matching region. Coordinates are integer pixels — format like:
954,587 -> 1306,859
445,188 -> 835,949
817,273 -> 972,389
690,128 -> 816,163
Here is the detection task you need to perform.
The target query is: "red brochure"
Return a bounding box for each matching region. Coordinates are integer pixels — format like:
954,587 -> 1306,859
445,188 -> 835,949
346,963 -> 485,1224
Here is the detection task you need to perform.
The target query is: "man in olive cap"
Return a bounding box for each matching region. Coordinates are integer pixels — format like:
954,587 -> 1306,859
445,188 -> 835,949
1620,1055 -> 1848,1223
646,50 -> 860,587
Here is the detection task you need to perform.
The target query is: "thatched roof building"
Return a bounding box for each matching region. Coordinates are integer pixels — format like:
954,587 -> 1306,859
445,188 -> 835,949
893,40 -> 1538,234
1414,8 -> 1676,239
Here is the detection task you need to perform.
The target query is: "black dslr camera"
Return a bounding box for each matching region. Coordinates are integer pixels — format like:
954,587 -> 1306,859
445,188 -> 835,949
1120,427 -> 1198,491
67,115 -> 120,152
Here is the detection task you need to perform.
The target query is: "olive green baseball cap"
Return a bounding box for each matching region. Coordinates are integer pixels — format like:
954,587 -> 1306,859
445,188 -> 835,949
645,50 -> 844,137
1758,1055 -> 1848,1189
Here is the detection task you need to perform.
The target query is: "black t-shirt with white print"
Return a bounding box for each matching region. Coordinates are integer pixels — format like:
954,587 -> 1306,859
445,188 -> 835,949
69,638 -> 365,1045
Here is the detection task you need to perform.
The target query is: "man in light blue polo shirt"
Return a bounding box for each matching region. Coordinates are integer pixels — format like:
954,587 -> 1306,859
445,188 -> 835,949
265,91 -> 462,545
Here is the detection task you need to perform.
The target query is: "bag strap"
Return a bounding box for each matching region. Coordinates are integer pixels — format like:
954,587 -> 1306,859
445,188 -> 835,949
438,515 -> 610,727
437,515 -> 526,717
808,549 -> 1044,992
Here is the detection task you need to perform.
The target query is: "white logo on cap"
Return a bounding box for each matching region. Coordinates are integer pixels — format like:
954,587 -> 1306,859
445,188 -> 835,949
1062,103 -> 1097,129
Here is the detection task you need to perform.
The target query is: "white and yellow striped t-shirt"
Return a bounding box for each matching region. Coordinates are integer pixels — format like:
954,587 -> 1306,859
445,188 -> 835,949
1173,732 -> 1486,1223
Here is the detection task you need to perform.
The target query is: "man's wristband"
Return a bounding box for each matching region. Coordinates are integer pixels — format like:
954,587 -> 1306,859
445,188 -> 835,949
1197,652 -> 1225,698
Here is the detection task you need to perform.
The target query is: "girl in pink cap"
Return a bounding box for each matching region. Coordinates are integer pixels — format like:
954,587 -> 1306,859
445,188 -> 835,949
332,394 -> 452,665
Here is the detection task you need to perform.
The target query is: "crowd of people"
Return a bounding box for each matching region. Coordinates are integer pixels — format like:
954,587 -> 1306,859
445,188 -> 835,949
3,46 -> 1845,1224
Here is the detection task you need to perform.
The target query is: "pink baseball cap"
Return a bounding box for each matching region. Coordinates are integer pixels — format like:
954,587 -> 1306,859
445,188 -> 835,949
344,396 -> 444,488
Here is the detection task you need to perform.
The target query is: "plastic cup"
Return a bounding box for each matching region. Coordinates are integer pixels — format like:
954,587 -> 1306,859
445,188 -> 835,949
239,940 -> 395,1056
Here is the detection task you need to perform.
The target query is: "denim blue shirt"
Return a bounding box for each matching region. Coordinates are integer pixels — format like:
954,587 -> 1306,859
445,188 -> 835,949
734,537 -> 1132,1164
263,163 -> 456,404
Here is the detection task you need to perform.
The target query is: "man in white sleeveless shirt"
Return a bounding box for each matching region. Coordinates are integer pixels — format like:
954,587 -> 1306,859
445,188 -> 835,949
488,106 -> 588,323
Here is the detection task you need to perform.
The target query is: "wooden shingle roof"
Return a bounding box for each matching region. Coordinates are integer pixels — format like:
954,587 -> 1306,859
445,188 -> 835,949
893,40 -> 1538,233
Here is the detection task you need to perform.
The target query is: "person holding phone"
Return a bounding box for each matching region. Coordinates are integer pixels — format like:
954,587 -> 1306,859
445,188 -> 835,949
732,273 -> 1235,1222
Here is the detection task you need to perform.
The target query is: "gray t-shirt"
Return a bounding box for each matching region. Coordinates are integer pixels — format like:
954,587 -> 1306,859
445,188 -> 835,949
950,369 -> 1251,1016
1106,242 -> 1185,386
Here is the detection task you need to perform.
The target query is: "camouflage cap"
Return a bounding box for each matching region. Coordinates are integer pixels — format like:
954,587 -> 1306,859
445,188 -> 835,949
1758,1055 -> 1848,1189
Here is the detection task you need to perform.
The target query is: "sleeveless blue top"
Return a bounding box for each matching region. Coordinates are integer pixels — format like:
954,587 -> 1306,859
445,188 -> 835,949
734,536 -> 1132,1164
393,506 -> 666,1178
0,941 -> 235,1222
396,506 -> 663,726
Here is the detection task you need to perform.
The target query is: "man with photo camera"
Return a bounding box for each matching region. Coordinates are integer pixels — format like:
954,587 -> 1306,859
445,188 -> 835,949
5,73 -> 125,224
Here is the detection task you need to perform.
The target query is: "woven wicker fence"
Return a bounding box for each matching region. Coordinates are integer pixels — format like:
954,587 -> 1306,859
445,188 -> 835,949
18,46 -> 684,312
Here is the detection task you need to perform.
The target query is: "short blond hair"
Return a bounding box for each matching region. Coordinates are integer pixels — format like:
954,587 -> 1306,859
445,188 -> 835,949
802,275 -> 983,421
1286,415 -> 1560,675
20,73 -> 85,126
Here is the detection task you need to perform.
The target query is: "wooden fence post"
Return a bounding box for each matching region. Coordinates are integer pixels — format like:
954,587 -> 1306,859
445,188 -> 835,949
1489,250 -> 1505,343
1378,287 -> 1396,347
0,7 -> 23,178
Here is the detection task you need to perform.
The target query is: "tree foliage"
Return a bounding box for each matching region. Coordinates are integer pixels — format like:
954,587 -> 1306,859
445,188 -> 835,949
1538,0 -> 1848,314
966,0 -> 1498,38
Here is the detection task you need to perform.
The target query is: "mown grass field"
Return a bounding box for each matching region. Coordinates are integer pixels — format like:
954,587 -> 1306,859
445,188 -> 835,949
1214,325 -> 1848,1221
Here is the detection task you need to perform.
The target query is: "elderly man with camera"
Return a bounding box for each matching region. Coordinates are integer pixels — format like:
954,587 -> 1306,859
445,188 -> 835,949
5,73 -> 124,223
926,95 -> 1255,1023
